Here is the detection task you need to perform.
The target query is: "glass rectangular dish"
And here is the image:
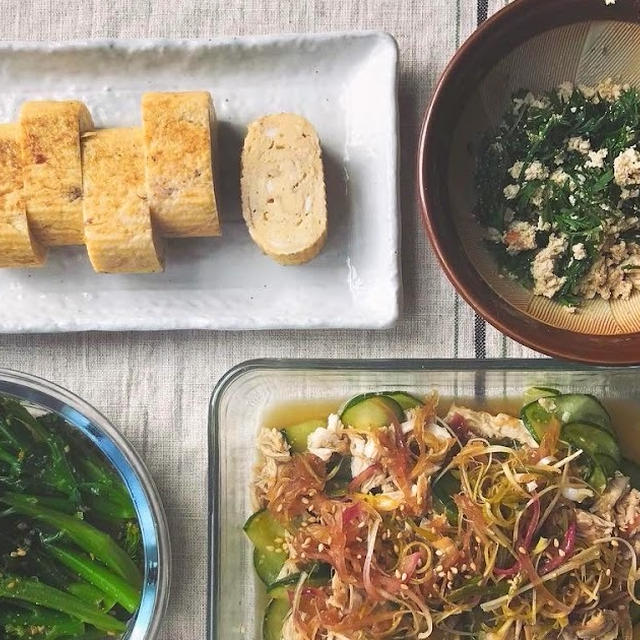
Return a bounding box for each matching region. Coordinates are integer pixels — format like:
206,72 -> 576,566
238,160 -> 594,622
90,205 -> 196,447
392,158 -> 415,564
207,358 -> 640,640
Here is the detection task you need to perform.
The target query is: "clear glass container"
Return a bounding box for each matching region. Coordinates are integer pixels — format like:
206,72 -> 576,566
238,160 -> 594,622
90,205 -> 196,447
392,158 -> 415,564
0,368 -> 171,640
207,358 -> 640,640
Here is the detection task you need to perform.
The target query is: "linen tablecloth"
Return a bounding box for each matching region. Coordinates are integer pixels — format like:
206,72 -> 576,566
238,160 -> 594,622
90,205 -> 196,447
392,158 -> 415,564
0,1 -> 540,637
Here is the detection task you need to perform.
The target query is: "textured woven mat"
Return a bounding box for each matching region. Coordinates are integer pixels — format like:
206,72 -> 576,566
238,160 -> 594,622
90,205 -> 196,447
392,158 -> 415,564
0,1 -> 538,638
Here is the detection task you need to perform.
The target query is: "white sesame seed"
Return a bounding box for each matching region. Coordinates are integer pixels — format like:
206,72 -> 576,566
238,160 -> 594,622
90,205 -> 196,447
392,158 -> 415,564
401,572 -> 408,581
451,567 -> 458,575
558,549 -> 566,558
553,539 -> 559,548
435,549 -> 444,557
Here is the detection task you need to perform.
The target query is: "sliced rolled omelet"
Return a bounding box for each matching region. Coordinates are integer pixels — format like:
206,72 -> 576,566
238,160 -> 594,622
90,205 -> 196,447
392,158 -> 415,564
0,124 -> 45,268
141,91 -> 220,237
20,100 -> 93,246
81,128 -> 164,274
240,113 -> 327,265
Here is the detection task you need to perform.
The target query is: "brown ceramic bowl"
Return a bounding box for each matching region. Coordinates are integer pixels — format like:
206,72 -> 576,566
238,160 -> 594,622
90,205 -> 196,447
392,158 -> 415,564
418,0 -> 640,365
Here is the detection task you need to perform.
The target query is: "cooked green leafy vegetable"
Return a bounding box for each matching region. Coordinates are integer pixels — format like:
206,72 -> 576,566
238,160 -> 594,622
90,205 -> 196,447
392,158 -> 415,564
476,80 -> 640,307
0,394 -> 142,639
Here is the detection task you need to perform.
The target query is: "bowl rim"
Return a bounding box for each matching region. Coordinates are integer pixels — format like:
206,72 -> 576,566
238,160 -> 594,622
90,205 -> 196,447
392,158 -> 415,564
0,368 -> 171,640
417,0 -> 640,365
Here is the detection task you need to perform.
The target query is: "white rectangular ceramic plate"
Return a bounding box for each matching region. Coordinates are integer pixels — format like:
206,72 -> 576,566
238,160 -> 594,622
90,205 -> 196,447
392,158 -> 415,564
0,33 -> 400,332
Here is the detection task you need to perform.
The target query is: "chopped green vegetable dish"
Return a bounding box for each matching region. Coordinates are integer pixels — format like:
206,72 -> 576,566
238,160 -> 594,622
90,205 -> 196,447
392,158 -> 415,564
476,79 -> 640,308
0,395 -> 142,639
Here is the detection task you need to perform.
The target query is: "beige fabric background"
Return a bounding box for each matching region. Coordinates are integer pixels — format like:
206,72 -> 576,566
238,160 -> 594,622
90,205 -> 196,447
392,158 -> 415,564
0,0 -> 539,638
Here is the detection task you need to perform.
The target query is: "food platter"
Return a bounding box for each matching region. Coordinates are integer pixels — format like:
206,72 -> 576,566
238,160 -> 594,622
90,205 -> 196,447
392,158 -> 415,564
0,33 -> 400,332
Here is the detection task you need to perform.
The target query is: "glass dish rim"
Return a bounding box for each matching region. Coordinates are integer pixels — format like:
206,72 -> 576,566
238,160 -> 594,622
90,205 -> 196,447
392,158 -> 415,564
206,356 -> 640,640
0,367 -> 171,640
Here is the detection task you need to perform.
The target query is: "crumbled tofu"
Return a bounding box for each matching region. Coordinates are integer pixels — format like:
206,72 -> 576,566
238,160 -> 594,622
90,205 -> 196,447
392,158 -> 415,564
531,186 -> 545,208
557,82 -> 574,103
578,84 -> 597,99
509,161 -> 524,180
572,243 -> 586,260
567,136 -> 591,155
577,256 -> 608,300
524,161 -> 549,181
621,187 -> 640,200
502,221 -> 537,255
554,151 -> 566,166
531,234 -> 568,298
485,227 -> 502,243
614,147 -> 640,187
597,78 -> 624,101
576,240 -> 640,301
585,148 -> 608,169
503,184 -> 520,200
512,92 -> 547,113
550,168 -> 570,186
537,216 -> 551,232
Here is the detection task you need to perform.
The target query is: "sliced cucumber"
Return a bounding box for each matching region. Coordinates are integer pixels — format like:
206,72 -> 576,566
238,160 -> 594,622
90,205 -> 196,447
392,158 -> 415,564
588,464 -> 607,492
244,509 -> 288,585
263,598 -> 291,640
621,458 -> 640,490
340,393 -> 404,431
381,391 -> 423,410
432,471 -> 460,525
281,419 -> 326,453
521,393 -> 613,443
551,394 -> 612,433
561,422 -> 620,463
267,564 -> 331,600
522,387 -> 559,406
594,454 -> 618,479
521,400 -> 556,442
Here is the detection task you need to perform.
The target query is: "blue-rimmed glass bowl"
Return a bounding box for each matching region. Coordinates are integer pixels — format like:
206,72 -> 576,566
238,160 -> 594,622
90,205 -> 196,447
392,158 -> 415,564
0,368 -> 171,640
